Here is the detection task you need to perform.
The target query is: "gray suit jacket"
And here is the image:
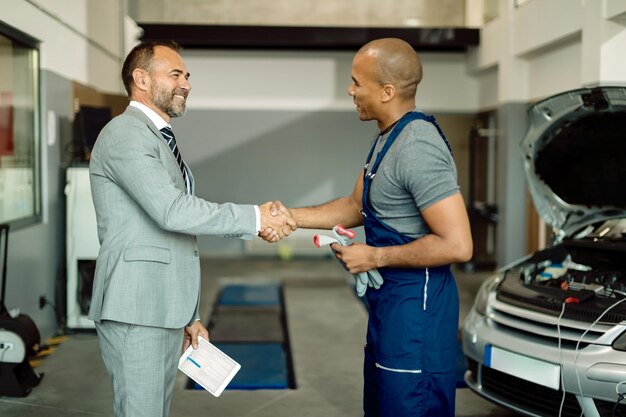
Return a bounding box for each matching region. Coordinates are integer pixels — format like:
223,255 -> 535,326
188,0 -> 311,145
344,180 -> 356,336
88,106 -> 256,328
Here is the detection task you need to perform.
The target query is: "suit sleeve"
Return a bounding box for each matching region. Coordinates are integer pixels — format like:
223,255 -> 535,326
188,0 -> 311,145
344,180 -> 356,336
95,117 -> 257,237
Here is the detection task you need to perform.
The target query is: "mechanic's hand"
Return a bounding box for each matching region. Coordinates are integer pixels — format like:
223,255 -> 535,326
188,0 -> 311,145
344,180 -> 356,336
331,242 -> 379,274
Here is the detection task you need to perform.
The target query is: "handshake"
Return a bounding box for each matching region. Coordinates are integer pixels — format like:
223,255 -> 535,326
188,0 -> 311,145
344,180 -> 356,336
258,201 -> 296,243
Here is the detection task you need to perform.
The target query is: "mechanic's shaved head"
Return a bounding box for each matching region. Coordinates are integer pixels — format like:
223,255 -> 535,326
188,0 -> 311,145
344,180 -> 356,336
357,38 -> 423,100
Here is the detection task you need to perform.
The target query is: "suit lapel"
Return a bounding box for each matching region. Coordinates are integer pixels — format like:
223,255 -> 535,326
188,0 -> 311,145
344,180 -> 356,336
124,106 -> 162,140
123,106 -> 194,194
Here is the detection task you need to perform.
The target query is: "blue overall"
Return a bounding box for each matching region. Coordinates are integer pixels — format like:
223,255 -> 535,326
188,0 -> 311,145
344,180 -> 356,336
361,112 -> 459,417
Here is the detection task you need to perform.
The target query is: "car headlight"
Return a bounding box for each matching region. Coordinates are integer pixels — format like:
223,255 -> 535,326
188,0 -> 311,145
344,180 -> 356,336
473,274 -> 502,316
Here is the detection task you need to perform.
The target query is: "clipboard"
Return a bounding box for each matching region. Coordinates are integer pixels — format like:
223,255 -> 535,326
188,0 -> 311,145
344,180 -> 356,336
178,336 -> 241,397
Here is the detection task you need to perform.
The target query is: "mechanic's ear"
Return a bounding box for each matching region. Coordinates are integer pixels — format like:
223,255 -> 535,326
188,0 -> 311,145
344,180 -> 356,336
381,83 -> 396,103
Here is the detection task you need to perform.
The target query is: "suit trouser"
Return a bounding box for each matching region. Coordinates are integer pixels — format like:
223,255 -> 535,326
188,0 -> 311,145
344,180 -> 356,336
95,320 -> 184,417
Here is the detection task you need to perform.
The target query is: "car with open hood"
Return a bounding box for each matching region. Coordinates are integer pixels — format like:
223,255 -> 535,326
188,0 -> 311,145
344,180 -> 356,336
462,86 -> 626,417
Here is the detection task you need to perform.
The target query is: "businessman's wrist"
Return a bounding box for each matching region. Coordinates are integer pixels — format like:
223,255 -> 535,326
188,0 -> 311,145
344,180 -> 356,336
254,205 -> 260,234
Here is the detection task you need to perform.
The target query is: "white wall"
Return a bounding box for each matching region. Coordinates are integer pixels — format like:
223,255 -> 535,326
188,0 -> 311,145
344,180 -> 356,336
527,36 -> 582,101
470,0 -> 626,106
184,50 -> 346,111
418,53 -> 479,112
183,49 -> 479,115
0,0 -> 126,94
134,0 -> 466,28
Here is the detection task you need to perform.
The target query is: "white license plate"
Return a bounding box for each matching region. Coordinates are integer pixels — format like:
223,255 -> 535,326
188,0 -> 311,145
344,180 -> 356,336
485,345 -> 560,390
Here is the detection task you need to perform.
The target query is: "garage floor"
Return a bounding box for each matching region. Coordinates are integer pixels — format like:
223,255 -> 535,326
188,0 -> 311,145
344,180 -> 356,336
0,257 -> 517,417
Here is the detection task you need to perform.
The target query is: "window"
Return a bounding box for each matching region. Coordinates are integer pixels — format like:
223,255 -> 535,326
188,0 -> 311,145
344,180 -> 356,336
0,21 -> 40,227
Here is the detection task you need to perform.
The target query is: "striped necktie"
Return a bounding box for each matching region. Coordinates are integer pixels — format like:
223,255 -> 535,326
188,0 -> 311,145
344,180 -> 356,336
160,126 -> 191,194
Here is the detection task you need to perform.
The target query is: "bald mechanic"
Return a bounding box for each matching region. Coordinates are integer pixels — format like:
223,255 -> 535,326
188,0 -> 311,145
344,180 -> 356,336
266,38 -> 472,416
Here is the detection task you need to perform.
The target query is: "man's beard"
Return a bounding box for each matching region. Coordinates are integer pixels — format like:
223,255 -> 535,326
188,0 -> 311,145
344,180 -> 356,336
152,85 -> 186,118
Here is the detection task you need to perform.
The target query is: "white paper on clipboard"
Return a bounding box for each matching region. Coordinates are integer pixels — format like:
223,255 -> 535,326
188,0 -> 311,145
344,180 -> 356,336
178,336 -> 241,397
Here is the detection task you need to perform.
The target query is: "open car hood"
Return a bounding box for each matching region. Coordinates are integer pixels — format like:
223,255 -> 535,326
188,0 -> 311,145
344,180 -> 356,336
520,86 -> 626,241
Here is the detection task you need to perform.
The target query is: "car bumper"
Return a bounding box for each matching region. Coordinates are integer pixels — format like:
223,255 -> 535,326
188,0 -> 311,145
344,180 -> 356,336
462,307 -> 626,417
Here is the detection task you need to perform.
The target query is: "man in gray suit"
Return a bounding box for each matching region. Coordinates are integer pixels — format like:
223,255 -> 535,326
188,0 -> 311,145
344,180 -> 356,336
88,41 -> 294,417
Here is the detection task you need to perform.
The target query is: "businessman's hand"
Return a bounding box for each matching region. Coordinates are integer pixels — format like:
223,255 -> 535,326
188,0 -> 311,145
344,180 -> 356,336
259,201 -> 296,242
183,320 -> 209,351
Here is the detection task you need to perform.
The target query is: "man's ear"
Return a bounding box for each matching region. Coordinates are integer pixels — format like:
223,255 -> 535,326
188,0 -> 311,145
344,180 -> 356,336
132,68 -> 150,92
381,83 -> 396,103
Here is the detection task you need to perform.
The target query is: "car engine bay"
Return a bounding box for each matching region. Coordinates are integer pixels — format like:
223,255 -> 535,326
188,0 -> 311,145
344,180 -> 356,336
497,236 -> 626,324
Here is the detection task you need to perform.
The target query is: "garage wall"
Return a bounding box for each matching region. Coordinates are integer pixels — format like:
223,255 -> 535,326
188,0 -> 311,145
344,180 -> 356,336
470,0 -> 626,104
527,36 -> 583,101
132,0 -> 466,28
1,0 -> 126,93
182,50 -> 478,114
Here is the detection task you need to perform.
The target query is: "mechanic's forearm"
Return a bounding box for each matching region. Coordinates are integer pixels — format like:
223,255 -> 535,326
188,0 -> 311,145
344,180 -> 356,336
292,196 -> 363,230
374,234 -> 473,269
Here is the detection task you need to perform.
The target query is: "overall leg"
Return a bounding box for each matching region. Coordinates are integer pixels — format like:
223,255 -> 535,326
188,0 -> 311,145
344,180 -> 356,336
423,370 -> 456,417
363,344 -> 380,417
365,284 -> 427,417
421,268 -> 459,417
96,320 -> 183,417
376,366 -> 426,417
365,268 -> 460,417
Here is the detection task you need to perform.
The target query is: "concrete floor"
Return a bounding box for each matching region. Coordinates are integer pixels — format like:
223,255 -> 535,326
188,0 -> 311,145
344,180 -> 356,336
0,257 -> 517,416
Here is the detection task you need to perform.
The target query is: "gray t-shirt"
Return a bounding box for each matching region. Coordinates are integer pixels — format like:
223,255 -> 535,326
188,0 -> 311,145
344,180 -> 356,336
365,115 -> 459,239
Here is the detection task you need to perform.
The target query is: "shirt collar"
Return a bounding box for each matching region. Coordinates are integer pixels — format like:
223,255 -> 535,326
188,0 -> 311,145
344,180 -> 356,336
129,101 -> 169,130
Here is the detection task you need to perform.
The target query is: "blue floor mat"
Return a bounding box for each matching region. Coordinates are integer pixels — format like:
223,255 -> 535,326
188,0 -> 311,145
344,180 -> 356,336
212,342 -> 289,390
218,284 -> 281,306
